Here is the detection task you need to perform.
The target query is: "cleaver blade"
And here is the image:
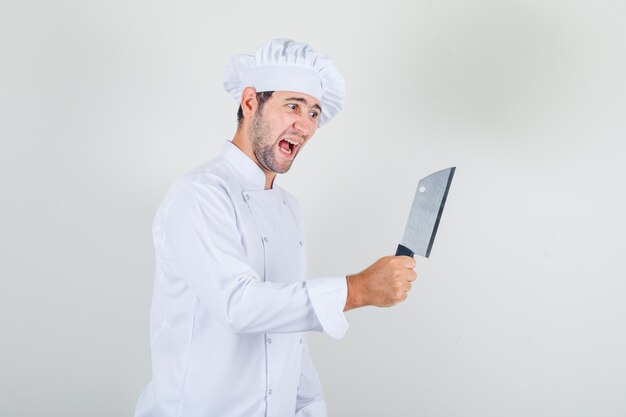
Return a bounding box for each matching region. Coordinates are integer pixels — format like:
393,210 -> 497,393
395,167 -> 456,258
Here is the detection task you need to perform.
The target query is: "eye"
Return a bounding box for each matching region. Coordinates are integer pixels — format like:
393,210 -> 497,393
287,103 -> 297,111
309,111 -> 319,119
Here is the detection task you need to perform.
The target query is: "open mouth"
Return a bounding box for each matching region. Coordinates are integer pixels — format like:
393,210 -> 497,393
278,138 -> 299,157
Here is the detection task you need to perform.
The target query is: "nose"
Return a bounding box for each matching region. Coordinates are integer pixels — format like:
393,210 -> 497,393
293,114 -> 317,138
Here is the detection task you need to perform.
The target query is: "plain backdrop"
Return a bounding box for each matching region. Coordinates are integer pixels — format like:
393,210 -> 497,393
1,0 -> 625,416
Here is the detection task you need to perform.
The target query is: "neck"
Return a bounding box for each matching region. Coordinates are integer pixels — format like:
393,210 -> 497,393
231,131 -> 276,190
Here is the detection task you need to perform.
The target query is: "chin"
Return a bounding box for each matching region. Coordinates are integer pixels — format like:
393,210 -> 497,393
275,165 -> 292,174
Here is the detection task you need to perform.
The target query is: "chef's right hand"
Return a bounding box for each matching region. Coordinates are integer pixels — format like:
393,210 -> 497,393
344,256 -> 417,311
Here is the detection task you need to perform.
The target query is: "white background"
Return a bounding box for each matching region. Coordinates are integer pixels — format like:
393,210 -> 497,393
1,0 -> 625,416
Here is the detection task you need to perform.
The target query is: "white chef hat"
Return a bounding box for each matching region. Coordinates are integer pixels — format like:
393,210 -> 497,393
223,38 -> 345,127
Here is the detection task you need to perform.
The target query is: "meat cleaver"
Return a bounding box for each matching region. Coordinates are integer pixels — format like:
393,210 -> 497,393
395,167 -> 456,258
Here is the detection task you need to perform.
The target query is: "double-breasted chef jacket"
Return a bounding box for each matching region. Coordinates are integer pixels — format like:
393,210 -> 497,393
135,140 -> 349,417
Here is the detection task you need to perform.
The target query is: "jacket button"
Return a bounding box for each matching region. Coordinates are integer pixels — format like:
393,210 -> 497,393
299,241 -> 303,246
268,389 -> 272,395
263,237 -> 269,243
267,338 -> 272,344
245,194 -> 250,200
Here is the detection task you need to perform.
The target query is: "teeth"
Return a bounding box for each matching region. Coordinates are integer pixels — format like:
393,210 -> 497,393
279,146 -> 292,155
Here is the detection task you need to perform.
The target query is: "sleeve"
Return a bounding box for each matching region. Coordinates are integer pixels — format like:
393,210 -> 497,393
157,180 -> 348,338
296,337 -> 328,417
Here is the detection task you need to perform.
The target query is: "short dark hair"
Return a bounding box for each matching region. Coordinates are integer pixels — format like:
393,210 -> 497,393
237,91 -> 274,127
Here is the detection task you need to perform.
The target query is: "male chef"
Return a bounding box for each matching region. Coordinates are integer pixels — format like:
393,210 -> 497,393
135,39 -> 417,417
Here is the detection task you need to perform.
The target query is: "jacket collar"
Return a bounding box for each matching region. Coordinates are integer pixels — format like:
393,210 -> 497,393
220,140 -> 269,191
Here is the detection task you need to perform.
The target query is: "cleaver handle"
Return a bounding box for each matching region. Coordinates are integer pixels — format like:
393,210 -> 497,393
395,244 -> 414,258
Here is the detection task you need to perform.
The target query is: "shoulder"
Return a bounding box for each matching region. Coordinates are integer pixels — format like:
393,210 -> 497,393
184,156 -> 234,189
158,157 -> 240,219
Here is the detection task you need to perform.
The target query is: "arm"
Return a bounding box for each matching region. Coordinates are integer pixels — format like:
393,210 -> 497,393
296,336 -> 328,417
158,180 -> 348,337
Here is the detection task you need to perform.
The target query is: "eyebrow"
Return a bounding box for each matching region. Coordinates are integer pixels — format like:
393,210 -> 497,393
284,97 -> 323,113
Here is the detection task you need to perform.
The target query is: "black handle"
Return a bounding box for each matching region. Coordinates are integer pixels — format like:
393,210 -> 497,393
395,244 -> 414,257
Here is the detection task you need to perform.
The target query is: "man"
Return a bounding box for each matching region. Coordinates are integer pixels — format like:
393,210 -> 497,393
135,39 -> 416,417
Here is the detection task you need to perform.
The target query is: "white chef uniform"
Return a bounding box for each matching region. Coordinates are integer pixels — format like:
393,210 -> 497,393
134,140 -> 349,417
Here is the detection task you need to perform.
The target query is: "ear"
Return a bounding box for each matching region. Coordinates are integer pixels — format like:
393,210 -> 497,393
240,87 -> 258,119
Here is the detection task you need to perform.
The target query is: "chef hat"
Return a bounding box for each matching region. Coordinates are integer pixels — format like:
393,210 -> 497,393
223,38 -> 345,127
